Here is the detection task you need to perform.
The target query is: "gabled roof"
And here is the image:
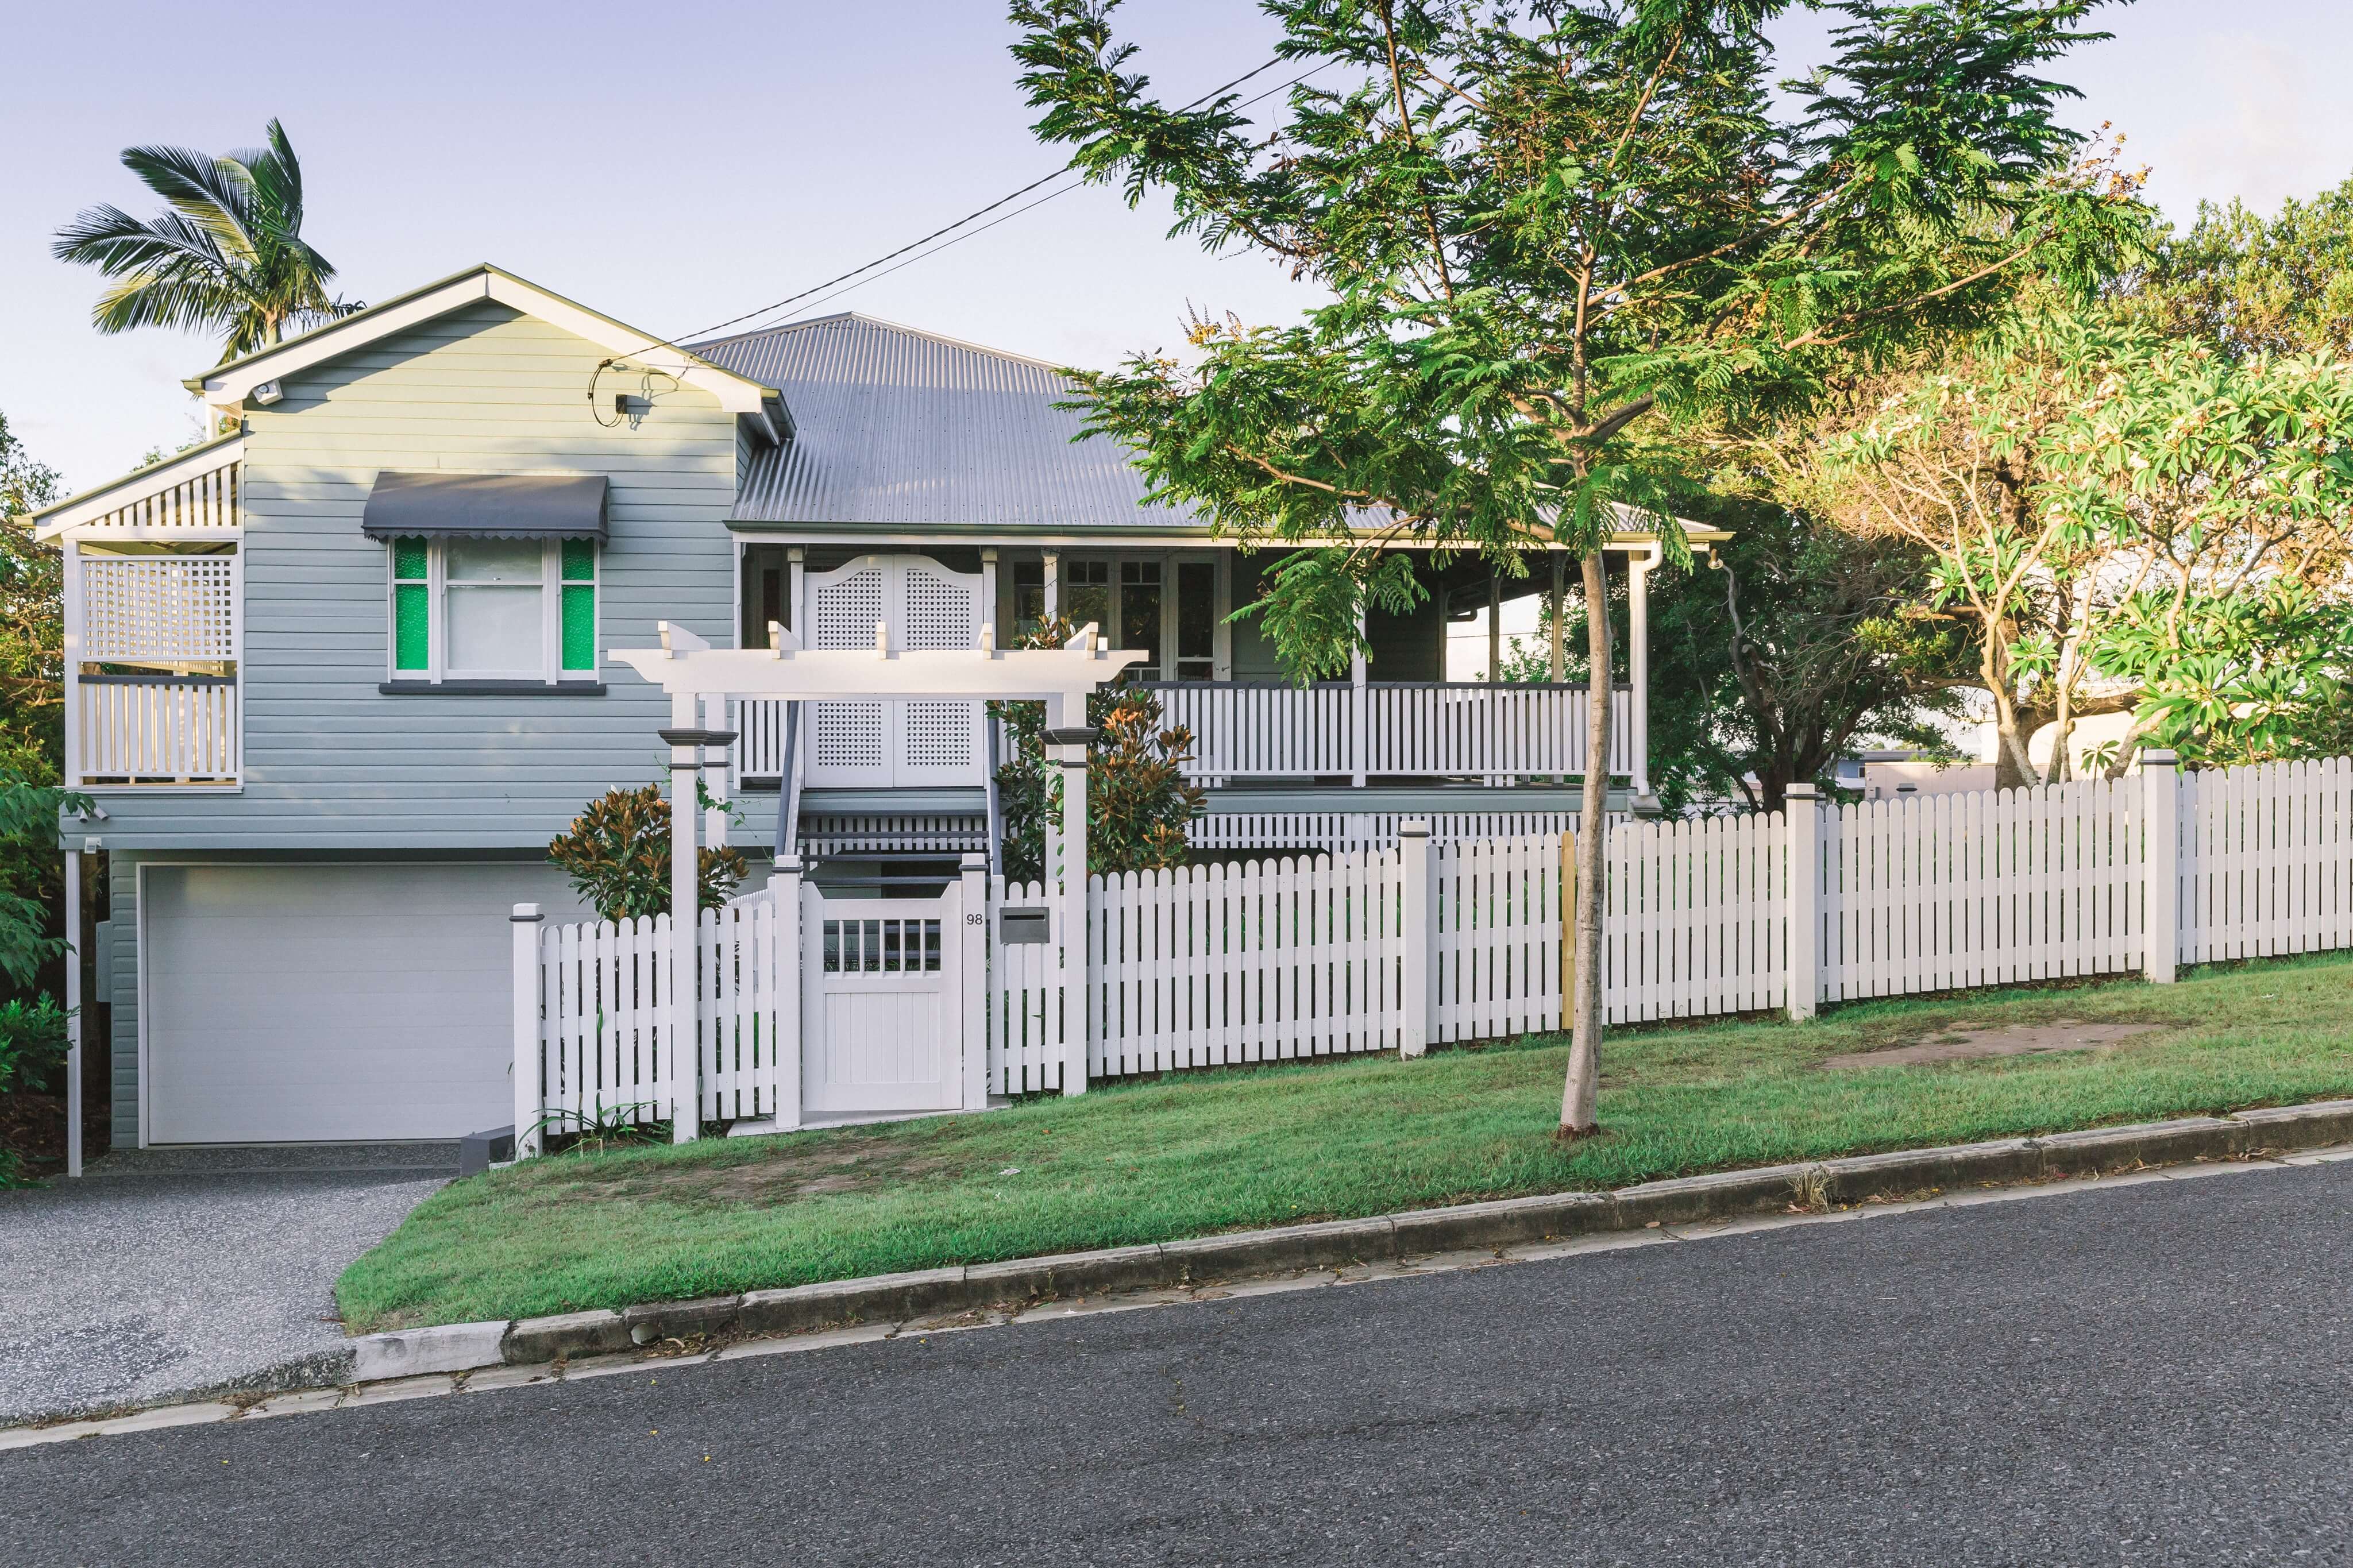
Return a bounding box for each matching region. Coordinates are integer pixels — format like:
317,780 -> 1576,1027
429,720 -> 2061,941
30,430 -> 245,539
188,264 -> 784,430
692,312 -> 1193,531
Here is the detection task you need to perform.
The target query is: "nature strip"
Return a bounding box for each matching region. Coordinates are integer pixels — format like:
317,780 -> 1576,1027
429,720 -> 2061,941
348,1099 -> 2353,1382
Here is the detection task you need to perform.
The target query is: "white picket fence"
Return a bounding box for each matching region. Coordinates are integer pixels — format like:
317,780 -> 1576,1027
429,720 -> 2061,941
2178,757 -> 2353,962
526,755 -> 2353,1133
528,893 -> 785,1133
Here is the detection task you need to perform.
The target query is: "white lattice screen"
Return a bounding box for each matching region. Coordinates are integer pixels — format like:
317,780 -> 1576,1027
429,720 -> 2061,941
81,555 -> 238,661
811,566 -> 886,650
802,555 -> 985,788
902,565 -> 977,648
812,702 -> 888,771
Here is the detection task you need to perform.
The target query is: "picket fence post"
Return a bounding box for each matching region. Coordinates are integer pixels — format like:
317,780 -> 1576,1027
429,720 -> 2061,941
1785,785 -> 1822,1021
510,903 -> 543,1157
1399,819 -> 1432,1057
2143,750 -> 2180,984
959,852 -> 990,1110
774,856 -> 805,1131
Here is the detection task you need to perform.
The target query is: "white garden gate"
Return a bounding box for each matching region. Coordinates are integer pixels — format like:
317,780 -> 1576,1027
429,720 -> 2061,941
801,875 -> 985,1119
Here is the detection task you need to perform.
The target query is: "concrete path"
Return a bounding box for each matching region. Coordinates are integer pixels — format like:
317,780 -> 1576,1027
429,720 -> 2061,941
7,1156 -> 2351,1565
0,1146 -> 451,1426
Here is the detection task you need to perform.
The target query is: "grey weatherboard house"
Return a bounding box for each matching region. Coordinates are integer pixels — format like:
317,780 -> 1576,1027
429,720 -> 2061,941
36,263 -> 1708,1149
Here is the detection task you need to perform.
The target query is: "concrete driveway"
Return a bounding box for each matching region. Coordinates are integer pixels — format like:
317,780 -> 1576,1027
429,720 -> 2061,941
0,1146 -> 452,1426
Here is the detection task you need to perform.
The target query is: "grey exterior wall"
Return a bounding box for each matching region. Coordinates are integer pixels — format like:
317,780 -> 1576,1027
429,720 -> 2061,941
92,299 -> 740,852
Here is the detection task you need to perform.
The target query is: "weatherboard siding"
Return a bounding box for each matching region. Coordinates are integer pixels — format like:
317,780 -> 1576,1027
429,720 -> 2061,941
92,300 -> 740,850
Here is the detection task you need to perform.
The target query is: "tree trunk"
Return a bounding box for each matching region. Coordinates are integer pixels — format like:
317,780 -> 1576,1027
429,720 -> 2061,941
1560,547 -> 1611,1137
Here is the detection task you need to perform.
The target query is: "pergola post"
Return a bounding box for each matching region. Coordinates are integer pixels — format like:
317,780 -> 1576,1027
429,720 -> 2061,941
610,624 -> 1141,1127
665,691 -> 702,1144
1047,715 -> 1096,1096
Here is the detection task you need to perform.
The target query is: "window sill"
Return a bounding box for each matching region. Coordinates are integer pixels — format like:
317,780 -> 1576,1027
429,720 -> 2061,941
379,679 -> 608,696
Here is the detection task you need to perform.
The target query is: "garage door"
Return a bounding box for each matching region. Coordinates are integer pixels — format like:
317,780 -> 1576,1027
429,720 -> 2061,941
144,862 -> 583,1144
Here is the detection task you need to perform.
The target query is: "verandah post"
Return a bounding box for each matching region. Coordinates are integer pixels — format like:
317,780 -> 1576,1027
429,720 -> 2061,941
510,903 -> 544,1157
1786,783 -> 1823,1020
2143,750 -> 2180,983
1399,819 -> 1432,1057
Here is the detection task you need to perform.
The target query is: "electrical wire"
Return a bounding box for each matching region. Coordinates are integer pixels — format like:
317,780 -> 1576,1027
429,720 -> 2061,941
774,58 -> 1334,322
589,51 -> 1333,401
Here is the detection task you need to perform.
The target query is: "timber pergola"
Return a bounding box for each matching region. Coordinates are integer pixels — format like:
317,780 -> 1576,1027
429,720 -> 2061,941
605,620 -> 1145,1136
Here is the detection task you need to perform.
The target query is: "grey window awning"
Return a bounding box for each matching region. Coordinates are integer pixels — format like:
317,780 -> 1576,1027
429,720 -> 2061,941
361,472 -> 608,542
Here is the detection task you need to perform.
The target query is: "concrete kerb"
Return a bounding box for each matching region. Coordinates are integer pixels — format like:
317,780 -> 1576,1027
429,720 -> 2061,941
171,1096 -> 2353,1399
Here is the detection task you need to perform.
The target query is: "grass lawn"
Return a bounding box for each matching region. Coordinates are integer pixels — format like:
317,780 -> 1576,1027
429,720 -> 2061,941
338,952 -> 2353,1331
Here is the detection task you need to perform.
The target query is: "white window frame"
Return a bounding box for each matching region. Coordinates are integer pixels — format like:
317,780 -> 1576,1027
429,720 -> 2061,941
384,536 -> 599,684
1059,551 -> 1228,683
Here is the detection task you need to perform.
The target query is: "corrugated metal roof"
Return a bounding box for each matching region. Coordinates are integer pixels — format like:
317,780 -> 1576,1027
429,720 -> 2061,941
692,312 -> 1194,529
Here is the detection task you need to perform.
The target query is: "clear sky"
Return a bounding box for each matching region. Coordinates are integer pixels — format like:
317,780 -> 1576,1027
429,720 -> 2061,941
7,0 -> 2352,493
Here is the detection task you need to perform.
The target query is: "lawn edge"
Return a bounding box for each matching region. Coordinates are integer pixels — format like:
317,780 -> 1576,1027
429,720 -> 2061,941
375,1097 -> 2353,1368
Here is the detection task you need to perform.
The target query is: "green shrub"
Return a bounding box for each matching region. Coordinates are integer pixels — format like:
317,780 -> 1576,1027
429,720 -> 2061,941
548,783 -> 748,924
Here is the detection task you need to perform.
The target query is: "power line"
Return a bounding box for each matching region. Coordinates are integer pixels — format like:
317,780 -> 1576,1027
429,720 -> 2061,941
605,53 -> 1327,376
774,59 -> 1335,323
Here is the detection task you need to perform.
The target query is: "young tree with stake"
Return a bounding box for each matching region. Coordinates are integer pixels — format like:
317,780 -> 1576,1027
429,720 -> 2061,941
1009,0 -> 2137,1136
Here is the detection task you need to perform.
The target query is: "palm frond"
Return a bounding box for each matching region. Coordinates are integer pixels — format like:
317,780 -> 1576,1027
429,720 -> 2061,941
118,143 -> 261,262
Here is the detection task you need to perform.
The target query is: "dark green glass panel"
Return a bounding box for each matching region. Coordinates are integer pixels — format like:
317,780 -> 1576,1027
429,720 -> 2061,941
394,583 -> 429,670
561,584 -> 595,670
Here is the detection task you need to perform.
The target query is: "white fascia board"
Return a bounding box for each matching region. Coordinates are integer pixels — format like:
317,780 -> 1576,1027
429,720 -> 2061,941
480,275 -> 773,415
192,271 -> 776,417
33,435 -> 247,540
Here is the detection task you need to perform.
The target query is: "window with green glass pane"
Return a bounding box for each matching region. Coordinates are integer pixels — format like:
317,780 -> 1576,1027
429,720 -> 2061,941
560,539 -> 596,670
392,536 -> 429,671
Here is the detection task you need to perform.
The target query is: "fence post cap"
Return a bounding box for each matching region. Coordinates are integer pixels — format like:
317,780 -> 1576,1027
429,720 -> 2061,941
509,903 -> 543,922
1785,783 -> 1821,801
774,854 -> 804,874
1397,818 -> 1432,838
1043,725 -> 1100,747
2142,749 -> 2179,768
959,852 -> 988,871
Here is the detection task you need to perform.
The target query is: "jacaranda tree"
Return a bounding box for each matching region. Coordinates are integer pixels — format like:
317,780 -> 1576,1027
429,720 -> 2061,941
1009,0 -> 2139,1136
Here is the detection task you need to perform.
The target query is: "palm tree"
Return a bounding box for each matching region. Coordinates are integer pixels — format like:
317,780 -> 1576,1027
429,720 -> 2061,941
53,119 -> 358,363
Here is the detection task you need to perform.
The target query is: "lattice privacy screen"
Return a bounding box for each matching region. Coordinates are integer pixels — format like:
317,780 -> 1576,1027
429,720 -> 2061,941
902,565 -> 977,649
812,702 -> 888,772
811,566 -> 886,650
82,554 -> 237,661
804,555 -> 985,786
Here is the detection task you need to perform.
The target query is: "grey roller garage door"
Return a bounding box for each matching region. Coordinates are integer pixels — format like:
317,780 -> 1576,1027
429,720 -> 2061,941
143,862 -> 582,1144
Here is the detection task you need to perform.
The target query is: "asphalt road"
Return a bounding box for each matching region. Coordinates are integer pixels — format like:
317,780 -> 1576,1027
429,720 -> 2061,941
9,1160 -> 2351,1568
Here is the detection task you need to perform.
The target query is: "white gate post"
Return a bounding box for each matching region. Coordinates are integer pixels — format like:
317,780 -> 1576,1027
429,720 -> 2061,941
1399,820 -> 1432,1057
510,903 -> 544,1157
959,852 -> 989,1110
2143,750 -> 2180,983
1785,784 -> 1823,1021
1048,721 -> 1096,1095
772,855 -> 805,1130
63,848 -> 81,1179
664,694 -> 703,1143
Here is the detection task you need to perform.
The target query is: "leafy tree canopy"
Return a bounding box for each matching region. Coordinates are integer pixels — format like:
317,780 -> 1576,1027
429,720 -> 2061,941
1011,0 -> 2140,675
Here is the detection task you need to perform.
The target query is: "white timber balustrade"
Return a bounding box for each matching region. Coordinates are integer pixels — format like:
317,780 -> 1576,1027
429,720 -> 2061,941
43,443 -> 246,789
1150,681 -> 1635,784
